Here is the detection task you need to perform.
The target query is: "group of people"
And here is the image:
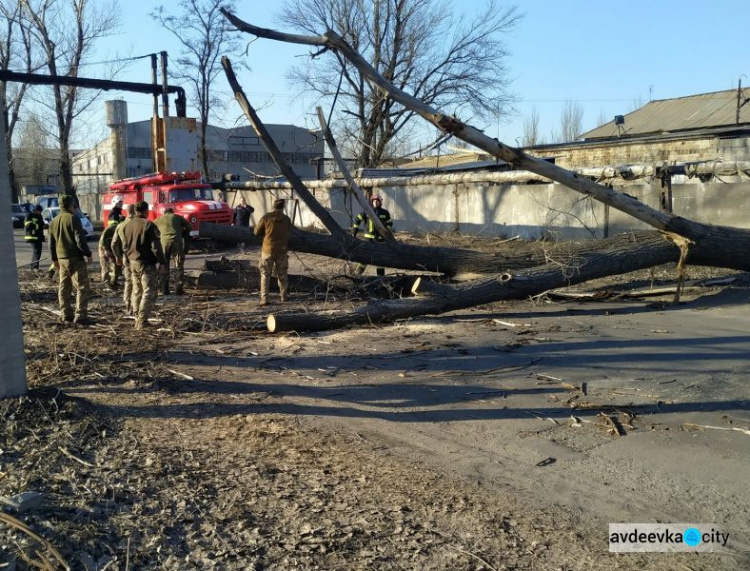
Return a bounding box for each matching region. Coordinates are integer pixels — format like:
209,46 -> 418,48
38,191 -> 393,327
47,197 -> 187,330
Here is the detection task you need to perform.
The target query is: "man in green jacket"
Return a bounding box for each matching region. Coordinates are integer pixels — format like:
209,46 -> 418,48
49,195 -> 93,325
113,201 -> 166,330
155,207 -> 192,295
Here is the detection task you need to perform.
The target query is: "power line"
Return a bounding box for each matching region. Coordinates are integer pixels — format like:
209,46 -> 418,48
77,53 -> 156,68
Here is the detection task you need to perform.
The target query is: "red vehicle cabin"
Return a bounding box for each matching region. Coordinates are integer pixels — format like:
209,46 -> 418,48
102,171 -> 232,237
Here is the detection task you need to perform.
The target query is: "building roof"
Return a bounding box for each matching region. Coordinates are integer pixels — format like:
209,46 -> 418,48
581,89 -> 750,140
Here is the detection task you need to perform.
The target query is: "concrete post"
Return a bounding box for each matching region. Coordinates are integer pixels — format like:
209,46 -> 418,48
0,119 -> 28,398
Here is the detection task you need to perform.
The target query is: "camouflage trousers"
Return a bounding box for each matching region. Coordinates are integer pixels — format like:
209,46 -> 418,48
159,239 -> 185,293
98,247 -> 121,287
130,261 -> 158,328
121,261 -> 133,312
259,252 -> 289,303
58,258 -> 91,321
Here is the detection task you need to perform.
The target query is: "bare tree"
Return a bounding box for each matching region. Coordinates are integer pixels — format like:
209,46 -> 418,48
0,0 -> 37,201
21,0 -> 120,198
559,99 -> 584,142
278,0 -> 520,168
152,0 -> 247,179
521,106 -> 541,147
14,110 -> 55,187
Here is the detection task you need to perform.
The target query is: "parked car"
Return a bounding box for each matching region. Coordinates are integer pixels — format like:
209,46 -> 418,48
42,206 -> 96,240
11,204 -> 26,228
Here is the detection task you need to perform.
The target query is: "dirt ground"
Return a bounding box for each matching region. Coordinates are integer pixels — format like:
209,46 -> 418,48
2,235 -> 749,570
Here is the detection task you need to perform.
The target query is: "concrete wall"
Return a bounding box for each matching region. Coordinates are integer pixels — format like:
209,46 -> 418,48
228,179 -> 750,241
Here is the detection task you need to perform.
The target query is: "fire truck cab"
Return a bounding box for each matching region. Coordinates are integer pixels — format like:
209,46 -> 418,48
102,171 -> 232,237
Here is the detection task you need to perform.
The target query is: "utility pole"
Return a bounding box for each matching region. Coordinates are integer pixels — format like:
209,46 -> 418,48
737,78 -> 742,125
160,51 -> 170,119
151,53 -> 160,120
153,51 -> 171,172
735,77 -> 750,125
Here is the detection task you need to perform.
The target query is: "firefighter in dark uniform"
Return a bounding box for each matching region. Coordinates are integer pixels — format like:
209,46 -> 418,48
24,205 -> 45,270
108,196 -> 125,227
351,194 -> 393,276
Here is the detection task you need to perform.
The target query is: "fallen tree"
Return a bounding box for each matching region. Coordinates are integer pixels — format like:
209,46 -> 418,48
266,231 -> 690,332
201,223 -> 750,275
220,9 -> 750,264
216,10 -> 750,332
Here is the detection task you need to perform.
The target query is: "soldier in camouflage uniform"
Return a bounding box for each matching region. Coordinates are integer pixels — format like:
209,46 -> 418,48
98,220 -> 121,289
155,207 -> 192,295
112,204 -> 136,314
254,198 -> 292,305
113,201 -> 166,330
48,195 -> 93,325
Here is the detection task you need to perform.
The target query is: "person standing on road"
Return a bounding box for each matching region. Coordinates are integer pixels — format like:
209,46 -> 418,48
112,204 -> 137,314
155,207 -> 192,295
234,196 -> 254,253
351,194 -> 393,276
233,196 -> 254,227
24,205 -> 45,270
113,201 -> 166,330
48,195 -> 93,325
254,198 -> 292,305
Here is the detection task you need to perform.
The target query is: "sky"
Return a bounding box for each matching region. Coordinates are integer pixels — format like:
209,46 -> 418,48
80,0 -> 750,151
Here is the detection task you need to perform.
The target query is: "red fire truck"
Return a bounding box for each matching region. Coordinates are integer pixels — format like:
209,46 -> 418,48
102,171 -> 232,237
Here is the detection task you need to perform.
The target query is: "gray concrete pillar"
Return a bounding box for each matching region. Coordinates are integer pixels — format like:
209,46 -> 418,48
0,119 -> 27,398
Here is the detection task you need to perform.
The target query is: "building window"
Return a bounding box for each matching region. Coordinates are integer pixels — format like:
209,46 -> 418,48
128,147 -> 153,160
229,136 -> 260,146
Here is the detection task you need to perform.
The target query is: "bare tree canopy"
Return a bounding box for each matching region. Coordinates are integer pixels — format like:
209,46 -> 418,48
21,0 -> 120,197
522,106 -> 541,147
0,0 -> 37,200
277,0 -> 520,167
559,99 -> 584,142
14,110 -> 53,187
152,0 -> 246,178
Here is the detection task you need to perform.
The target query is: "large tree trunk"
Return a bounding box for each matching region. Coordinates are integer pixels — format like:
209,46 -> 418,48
266,231 -> 688,333
200,223 -> 750,275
